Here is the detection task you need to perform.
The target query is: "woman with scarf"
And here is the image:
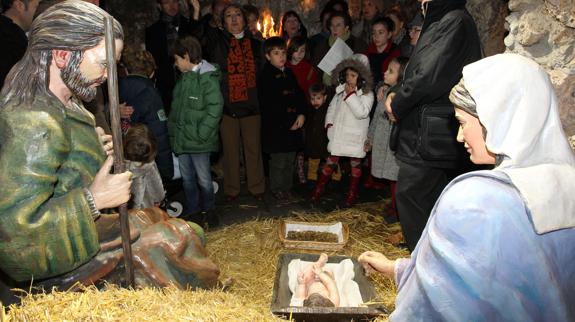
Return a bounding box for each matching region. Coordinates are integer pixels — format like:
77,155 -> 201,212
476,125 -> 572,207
194,3 -> 265,201
358,54 -> 575,321
310,11 -> 368,92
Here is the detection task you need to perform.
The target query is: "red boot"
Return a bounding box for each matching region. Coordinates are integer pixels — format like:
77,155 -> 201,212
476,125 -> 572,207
364,175 -> 386,190
311,172 -> 331,201
383,181 -> 398,223
363,175 -> 376,189
345,175 -> 361,207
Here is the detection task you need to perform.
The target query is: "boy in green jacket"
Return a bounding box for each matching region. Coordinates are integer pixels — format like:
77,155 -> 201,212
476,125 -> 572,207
169,36 -> 223,227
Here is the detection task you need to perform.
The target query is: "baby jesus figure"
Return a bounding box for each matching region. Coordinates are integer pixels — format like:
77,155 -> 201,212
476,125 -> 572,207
294,253 -> 340,307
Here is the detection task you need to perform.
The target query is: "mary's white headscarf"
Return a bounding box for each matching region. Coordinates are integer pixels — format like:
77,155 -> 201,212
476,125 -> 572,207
460,53 -> 575,234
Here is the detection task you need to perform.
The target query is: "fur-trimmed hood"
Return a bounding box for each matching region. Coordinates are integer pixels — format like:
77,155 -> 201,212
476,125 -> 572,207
331,54 -> 373,93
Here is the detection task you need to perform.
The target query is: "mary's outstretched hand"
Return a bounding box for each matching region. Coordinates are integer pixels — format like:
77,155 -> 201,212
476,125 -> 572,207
358,251 -> 395,278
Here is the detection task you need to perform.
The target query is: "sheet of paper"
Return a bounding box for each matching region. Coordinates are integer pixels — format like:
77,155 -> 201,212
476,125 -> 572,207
317,38 -> 354,76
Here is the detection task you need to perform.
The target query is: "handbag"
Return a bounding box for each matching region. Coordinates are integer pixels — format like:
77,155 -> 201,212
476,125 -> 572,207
416,103 -> 462,161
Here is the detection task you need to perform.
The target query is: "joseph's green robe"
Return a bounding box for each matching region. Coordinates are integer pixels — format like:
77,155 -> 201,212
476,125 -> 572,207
0,97 -> 103,281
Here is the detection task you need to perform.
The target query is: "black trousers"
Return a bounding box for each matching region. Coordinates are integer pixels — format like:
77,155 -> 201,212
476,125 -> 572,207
396,160 -> 451,251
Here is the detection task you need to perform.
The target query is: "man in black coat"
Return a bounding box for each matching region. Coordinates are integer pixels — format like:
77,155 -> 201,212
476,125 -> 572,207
145,0 -> 195,111
385,0 -> 482,251
0,0 -> 39,87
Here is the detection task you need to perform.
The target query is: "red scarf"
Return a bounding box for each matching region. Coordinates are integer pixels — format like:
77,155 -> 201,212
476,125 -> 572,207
227,37 -> 257,103
366,41 -> 400,77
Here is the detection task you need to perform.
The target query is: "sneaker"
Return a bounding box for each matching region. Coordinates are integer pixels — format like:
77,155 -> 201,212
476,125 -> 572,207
384,214 -> 399,224
202,211 -> 220,229
180,211 -> 202,225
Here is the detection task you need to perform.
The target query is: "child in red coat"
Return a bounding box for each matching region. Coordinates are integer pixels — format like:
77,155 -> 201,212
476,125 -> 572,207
286,36 -> 318,184
286,36 -> 318,100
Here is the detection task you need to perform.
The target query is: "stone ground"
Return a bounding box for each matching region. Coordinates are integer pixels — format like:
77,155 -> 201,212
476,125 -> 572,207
165,170 -> 393,228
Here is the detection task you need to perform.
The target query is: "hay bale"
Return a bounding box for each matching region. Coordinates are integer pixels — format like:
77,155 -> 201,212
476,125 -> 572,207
3,202 -> 408,321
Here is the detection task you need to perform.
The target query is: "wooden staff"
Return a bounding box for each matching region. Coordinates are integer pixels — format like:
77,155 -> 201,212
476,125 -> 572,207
104,15 -> 135,288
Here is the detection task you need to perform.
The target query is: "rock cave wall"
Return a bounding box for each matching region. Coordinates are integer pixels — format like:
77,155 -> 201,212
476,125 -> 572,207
505,0 -> 575,136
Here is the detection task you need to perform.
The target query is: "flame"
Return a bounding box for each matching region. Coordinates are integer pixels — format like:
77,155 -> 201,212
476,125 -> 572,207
257,10 -> 280,38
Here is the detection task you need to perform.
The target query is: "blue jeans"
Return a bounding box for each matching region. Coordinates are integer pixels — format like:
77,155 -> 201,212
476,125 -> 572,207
178,153 -> 214,214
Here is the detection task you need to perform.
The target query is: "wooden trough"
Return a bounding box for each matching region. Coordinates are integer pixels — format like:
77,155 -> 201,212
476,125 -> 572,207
278,220 -> 350,251
270,253 -> 388,322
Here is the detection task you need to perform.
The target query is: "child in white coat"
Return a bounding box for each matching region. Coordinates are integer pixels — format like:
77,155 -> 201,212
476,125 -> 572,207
311,54 -> 374,207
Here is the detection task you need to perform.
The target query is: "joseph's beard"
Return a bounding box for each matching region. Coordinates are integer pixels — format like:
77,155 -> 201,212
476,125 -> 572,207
60,59 -> 106,102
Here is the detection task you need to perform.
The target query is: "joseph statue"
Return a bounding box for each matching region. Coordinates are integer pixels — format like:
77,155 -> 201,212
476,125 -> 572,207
0,0 -> 219,290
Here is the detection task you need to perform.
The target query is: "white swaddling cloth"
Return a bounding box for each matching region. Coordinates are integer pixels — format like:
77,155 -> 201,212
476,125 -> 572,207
288,258 -> 363,307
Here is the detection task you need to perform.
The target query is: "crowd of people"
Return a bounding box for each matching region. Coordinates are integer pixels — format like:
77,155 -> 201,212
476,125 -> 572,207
134,0 -> 432,232
1,0 -> 574,319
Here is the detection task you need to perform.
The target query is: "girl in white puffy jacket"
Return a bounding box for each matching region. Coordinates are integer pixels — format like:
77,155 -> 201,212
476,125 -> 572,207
311,54 -> 374,207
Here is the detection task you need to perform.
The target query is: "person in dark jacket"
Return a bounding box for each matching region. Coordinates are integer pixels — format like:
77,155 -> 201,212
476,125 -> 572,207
0,0 -> 39,87
169,36 -> 223,227
305,83 -> 330,183
365,16 -> 401,85
145,0 -> 196,111
351,0 -> 385,45
188,0 -> 231,62
243,4 -> 264,41
191,3 -> 266,201
308,7 -> 332,57
258,37 -> 306,200
385,0 -> 482,251
119,49 -> 174,181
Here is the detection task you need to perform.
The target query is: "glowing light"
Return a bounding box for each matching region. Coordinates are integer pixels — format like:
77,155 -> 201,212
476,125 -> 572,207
257,10 -> 280,38
302,0 -> 315,13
